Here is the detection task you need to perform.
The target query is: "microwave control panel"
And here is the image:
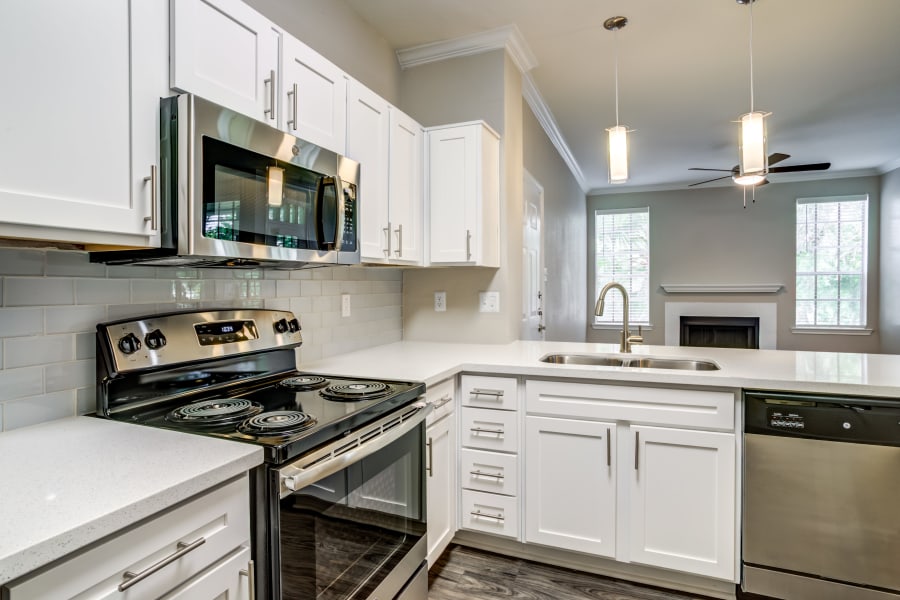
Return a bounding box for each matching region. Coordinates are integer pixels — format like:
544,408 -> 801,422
340,183 -> 357,252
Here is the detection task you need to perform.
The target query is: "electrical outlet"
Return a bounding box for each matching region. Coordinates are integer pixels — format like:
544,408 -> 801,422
479,291 -> 500,313
434,291 -> 447,312
341,294 -> 351,317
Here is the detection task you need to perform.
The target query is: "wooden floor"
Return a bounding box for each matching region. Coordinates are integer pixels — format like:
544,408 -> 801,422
427,545 -> 715,600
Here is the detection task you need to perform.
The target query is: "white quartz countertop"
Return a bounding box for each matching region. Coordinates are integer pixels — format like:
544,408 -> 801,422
303,340 -> 900,397
0,416 -> 263,585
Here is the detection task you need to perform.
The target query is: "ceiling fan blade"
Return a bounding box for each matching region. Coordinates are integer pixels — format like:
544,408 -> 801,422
768,153 -> 790,166
768,162 -> 831,173
758,178 -> 770,186
688,175 -> 732,187
688,167 -> 733,172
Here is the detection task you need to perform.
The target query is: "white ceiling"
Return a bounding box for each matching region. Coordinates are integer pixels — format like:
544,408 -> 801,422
345,0 -> 900,193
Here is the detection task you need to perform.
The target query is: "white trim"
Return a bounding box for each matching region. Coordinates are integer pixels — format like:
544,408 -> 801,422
660,283 -> 783,294
791,327 -> 873,336
878,156 -> 900,174
522,74 -> 587,192
396,24 -> 538,72
665,302 -> 777,349
592,322 -> 654,331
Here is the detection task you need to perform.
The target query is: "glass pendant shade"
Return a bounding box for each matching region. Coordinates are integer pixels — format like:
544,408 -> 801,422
607,125 -> 629,183
737,111 -> 767,185
267,165 -> 284,206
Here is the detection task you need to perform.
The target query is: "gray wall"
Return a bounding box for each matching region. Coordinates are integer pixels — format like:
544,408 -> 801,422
245,0 -> 401,104
587,175 -> 882,353
880,166 -> 900,353
522,101 -> 587,341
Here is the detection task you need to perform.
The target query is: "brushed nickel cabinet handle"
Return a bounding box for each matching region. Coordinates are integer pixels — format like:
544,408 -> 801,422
466,229 -> 472,261
143,165 -> 157,230
471,427 -> 504,436
470,469 -> 504,480
240,559 -> 256,600
286,82 -> 298,130
426,437 -> 433,477
432,394 -> 452,409
635,431 -> 640,471
118,537 -> 206,591
383,222 -> 392,256
471,388 -> 504,398
471,510 -> 504,522
394,223 -> 403,256
264,69 -> 276,120
607,427 -> 611,468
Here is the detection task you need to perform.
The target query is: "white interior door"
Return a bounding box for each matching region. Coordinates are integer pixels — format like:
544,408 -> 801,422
521,171 -> 545,340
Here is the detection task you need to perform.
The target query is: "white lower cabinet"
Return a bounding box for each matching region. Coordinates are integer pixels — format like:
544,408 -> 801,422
425,378 -> 457,566
4,477 -> 253,599
629,425 -> 735,580
460,489 -> 519,539
524,416 -> 616,557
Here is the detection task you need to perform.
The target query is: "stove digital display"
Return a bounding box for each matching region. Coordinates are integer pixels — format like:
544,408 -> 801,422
194,320 -> 258,346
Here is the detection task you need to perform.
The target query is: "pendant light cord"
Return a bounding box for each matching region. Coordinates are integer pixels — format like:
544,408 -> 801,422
614,27 -> 620,126
748,1 -> 755,113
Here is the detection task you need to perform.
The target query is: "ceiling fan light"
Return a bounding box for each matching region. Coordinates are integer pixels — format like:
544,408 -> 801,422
733,172 -> 766,186
607,125 -> 629,183
739,111 -> 768,180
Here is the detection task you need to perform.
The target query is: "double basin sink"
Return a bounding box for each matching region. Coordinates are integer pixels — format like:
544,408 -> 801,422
540,354 -> 720,371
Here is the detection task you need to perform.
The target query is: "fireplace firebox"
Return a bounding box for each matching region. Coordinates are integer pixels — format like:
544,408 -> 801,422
680,316 -> 759,349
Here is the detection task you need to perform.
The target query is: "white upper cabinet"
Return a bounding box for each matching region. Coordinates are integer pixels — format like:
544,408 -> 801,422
171,0 -> 280,126
0,0 -> 167,247
282,36 -> 347,153
348,80 -> 423,265
427,122 -> 500,267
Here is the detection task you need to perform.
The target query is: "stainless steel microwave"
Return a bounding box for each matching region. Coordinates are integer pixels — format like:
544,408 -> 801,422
91,94 -> 359,268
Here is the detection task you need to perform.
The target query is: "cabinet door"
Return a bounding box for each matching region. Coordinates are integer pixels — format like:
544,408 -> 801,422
0,0 -> 164,246
347,80 -> 390,262
388,109 -> 424,264
629,426 -> 735,580
525,416 -> 617,557
171,0 -> 280,125
426,411 -> 456,566
282,36 -> 347,153
428,125 -> 477,264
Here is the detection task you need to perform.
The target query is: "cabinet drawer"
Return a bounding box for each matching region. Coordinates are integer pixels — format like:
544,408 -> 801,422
460,489 -> 518,539
526,380 -> 736,430
5,477 -> 250,599
426,377 -> 455,425
460,407 -> 518,453
460,448 -> 518,496
461,375 -> 517,410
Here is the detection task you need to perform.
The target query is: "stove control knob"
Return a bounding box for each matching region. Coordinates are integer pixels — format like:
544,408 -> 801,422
145,329 -> 167,350
288,318 -> 301,333
274,318 -> 289,334
118,333 -> 142,355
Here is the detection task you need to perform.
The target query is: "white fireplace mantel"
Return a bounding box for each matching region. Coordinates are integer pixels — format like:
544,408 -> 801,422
665,302 -> 777,349
660,283 -> 784,294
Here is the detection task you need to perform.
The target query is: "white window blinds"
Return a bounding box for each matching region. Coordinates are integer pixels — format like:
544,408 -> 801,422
795,195 -> 868,328
594,207 -> 649,325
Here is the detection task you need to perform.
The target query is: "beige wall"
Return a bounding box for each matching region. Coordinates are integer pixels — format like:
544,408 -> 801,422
400,51 -> 524,343
587,176 -> 882,353
522,101 -> 587,341
879,166 -> 900,353
245,0 -> 401,104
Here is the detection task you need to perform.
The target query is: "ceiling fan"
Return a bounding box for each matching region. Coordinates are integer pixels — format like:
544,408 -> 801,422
688,153 -> 831,187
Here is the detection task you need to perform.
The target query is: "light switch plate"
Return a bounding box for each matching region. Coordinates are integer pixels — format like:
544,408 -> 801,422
434,291 -> 447,312
341,294 -> 351,317
479,291 -> 500,313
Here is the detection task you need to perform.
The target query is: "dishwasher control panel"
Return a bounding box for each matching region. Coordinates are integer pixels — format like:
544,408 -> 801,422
768,409 -> 806,430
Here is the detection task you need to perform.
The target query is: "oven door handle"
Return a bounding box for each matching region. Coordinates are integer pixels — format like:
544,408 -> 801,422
279,402 -> 432,498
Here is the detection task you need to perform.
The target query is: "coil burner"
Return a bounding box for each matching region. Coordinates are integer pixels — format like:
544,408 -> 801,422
166,398 -> 263,428
238,410 -> 317,437
279,375 -> 329,391
321,381 -> 392,402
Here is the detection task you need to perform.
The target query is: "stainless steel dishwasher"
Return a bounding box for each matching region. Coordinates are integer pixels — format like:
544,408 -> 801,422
742,390 -> 900,600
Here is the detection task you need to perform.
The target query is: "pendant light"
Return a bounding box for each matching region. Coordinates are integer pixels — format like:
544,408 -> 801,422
735,0 -> 769,187
605,16 -> 629,184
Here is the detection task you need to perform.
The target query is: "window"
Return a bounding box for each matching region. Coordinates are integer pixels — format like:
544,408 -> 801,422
594,207 -> 649,326
795,195 -> 868,328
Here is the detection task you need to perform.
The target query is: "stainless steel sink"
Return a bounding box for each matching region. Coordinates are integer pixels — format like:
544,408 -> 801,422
539,354 -> 720,371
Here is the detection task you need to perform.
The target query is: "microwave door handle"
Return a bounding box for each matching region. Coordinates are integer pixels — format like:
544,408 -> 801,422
333,175 -> 345,251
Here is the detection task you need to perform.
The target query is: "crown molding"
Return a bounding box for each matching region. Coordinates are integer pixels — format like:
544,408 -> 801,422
522,74 -> 587,192
396,24 -> 538,72
879,156 -> 900,175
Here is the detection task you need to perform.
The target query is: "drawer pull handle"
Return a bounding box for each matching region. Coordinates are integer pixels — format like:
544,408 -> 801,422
471,388 -> 504,398
471,427 -> 504,436
240,559 -> 256,600
470,469 -> 504,480
471,510 -> 504,522
433,394 -> 453,409
118,537 -> 206,591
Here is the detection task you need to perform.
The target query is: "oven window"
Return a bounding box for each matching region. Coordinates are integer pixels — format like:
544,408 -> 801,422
278,425 -> 425,599
202,136 -> 321,250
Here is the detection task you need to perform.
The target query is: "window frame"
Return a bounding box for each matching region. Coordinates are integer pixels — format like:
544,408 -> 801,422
592,206 -> 650,329
794,194 -> 869,332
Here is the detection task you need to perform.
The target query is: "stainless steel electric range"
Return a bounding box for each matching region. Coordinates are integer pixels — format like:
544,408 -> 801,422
96,309 -> 430,600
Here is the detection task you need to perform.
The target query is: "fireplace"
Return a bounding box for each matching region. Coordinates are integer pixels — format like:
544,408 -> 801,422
680,316 -> 759,349
665,302 -> 777,349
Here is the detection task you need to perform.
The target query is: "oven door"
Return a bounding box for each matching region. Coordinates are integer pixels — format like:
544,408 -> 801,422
272,403 -> 430,600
